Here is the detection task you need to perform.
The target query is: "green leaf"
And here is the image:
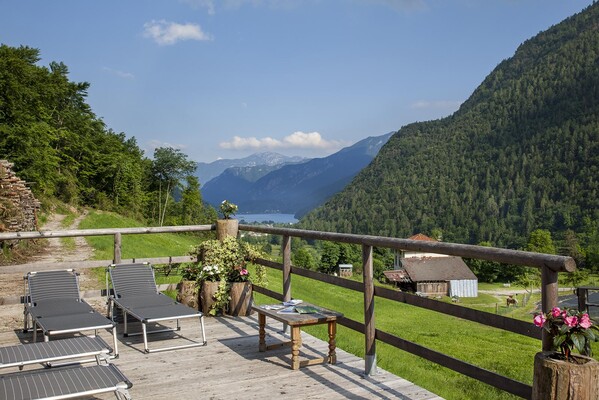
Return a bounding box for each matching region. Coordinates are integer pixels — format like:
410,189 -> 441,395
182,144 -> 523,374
571,332 -> 586,354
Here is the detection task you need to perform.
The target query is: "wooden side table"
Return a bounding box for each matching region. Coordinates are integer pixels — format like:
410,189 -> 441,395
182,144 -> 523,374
251,303 -> 343,370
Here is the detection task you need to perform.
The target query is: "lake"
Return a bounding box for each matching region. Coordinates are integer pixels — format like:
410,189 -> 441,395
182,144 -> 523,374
237,213 -> 298,224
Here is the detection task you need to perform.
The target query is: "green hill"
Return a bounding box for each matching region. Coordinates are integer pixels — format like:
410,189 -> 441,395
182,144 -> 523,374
300,3 -> 599,251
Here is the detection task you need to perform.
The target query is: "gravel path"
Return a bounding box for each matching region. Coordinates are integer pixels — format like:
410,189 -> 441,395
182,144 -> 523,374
0,212 -> 97,299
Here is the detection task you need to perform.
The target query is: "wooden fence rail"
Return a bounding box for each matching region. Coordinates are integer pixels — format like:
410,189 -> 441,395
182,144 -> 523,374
0,223 -> 577,399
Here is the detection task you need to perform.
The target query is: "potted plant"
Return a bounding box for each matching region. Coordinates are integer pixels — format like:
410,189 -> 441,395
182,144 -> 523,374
532,307 -> 599,399
176,263 -> 201,309
193,236 -> 266,316
216,200 -> 239,240
197,264 -> 227,316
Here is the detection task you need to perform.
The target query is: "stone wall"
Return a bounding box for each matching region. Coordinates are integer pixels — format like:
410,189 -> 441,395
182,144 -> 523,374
0,160 -> 40,232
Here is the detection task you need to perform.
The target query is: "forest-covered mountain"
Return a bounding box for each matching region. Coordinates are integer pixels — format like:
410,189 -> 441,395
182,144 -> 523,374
202,133 -> 393,216
300,3 -> 599,250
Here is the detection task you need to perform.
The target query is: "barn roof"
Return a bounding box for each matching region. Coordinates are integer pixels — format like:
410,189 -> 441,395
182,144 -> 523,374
408,233 -> 436,242
399,256 -> 477,282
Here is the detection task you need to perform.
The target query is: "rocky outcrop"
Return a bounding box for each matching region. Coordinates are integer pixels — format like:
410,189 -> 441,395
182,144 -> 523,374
0,160 -> 40,232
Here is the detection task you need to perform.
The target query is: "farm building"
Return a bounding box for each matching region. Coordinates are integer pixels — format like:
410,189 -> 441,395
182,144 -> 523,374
385,234 -> 478,298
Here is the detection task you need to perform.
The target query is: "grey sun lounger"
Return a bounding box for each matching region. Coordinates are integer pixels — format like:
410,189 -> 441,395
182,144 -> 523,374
0,335 -> 111,370
0,336 -> 132,399
107,263 -> 207,353
23,270 -> 118,357
0,364 -> 132,400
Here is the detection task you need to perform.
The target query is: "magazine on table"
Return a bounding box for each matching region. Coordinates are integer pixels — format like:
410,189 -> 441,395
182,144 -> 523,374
276,305 -> 321,314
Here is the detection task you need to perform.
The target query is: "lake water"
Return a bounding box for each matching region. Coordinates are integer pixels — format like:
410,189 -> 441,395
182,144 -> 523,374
237,213 -> 298,224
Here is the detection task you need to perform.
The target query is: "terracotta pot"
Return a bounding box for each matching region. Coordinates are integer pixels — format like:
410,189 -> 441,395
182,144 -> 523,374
532,351 -> 599,400
228,282 -> 253,316
176,280 -> 198,310
216,219 -> 239,241
199,281 -> 222,316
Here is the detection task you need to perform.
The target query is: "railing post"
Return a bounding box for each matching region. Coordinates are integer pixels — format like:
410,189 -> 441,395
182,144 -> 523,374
362,244 -> 377,376
282,235 -> 292,335
540,266 -> 558,351
282,235 -> 291,302
114,233 -> 122,264
576,287 -> 587,313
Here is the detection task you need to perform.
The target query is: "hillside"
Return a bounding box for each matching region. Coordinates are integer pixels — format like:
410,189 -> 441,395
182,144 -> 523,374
300,3 -> 599,249
202,133 -> 393,216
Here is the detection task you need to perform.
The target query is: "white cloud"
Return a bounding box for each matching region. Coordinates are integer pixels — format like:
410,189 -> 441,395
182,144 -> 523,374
143,20 -> 212,45
220,131 -> 346,150
102,67 -> 134,79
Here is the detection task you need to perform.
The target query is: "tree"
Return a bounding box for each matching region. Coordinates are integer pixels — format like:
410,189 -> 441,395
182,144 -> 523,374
292,247 -> 318,270
179,176 -> 205,225
152,147 -> 196,226
319,241 -> 340,274
526,229 -> 556,254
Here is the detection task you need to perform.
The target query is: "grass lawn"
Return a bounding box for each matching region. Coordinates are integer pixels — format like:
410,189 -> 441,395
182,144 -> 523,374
79,210 -> 202,260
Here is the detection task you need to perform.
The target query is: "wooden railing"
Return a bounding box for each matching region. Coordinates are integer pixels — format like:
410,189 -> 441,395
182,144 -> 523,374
0,224 -> 576,399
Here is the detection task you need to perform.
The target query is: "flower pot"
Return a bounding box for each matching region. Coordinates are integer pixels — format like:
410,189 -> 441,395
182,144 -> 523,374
532,351 -> 599,400
228,282 -> 253,316
176,280 -> 198,310
199,281 -> 222,316
216,219 -> 238,241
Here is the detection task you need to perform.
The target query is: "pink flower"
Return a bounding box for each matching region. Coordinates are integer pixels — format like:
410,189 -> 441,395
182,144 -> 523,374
579,314 -> 593,329
533,313 -> 546,327
240,269 -> 248,276
564,315 -> 578,328
551,307 -> 562,318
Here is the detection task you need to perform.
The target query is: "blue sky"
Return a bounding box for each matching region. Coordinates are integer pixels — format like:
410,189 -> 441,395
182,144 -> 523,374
1,0 -> 593,163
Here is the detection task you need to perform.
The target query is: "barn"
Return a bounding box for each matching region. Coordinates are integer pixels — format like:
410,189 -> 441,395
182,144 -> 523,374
385,234 -> 478,298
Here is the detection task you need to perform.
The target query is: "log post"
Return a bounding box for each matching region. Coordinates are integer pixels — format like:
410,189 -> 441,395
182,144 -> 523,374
532,351 -> 599,400
541,266 -> 559,351
216,219 -> 238,241
362,244 -> 377,376
113,233 -> 122,264
282,235 -> 291,334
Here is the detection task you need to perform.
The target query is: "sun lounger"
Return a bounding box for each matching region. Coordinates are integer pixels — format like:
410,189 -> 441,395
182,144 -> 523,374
23,270 -> 118,357
107,263 -> 207,353
0,336 -> 132,400
0,335 -> 111,370
0,364 -> 132,400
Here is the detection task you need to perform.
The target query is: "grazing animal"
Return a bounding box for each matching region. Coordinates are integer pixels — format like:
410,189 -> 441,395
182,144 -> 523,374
506,296 -> 518,307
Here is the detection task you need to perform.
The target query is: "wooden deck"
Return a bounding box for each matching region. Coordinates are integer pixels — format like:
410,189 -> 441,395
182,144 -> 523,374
0,303 -> 443,399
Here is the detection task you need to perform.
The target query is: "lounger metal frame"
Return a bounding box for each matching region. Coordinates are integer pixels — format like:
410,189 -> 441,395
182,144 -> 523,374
0,335 -> 111,371
107,263 -> 207,353
0,364 -> 132,400
23,270 -> 118,357
0,336 -> 132,400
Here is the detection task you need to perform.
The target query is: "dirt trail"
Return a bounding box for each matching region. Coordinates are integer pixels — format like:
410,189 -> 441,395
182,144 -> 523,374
0,212 -> 97,298
0,212 -> 98,331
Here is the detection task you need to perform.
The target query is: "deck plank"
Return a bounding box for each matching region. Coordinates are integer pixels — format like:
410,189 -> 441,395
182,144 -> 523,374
0,303 -> 443,399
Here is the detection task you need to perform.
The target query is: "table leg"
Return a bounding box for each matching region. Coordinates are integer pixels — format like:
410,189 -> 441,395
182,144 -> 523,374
328,321 -> 337,364
291,326 -> 301,370
258,313 -> 266,352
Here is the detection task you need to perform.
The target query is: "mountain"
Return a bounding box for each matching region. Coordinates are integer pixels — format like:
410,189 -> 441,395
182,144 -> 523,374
299,3 -> 599,248
202,132 -> 393,216
195,152 -> 306,184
